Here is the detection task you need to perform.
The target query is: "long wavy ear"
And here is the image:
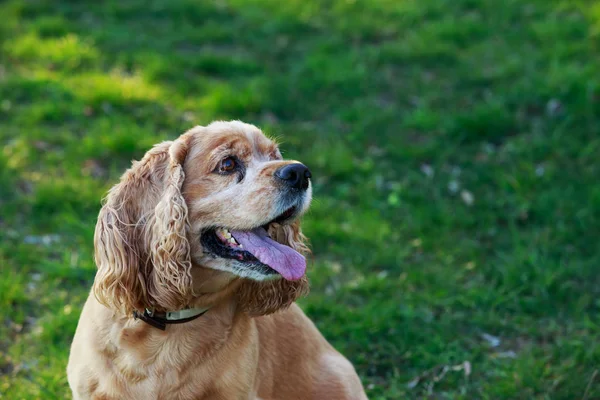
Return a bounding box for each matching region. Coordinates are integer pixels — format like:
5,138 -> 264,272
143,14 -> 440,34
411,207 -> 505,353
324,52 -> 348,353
93,134 -> 193,315
237,220 -> 310,316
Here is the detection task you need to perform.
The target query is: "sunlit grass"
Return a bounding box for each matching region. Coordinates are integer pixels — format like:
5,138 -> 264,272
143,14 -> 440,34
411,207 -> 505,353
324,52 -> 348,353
5,33 -> 99,69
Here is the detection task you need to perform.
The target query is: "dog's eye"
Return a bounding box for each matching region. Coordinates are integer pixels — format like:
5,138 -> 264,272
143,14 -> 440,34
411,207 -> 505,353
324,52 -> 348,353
219,157 -> 236,173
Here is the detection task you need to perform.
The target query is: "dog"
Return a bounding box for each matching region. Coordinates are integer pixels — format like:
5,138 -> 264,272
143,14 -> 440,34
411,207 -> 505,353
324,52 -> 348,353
67,121 -> 367,399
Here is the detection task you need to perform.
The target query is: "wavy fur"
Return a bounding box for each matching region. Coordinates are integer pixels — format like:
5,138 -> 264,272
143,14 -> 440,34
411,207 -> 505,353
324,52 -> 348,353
93,138 -> 193,315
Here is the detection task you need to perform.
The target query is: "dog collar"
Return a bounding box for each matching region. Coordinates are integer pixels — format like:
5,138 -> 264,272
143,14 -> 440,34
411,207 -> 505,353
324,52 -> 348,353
133,307 -> 209,330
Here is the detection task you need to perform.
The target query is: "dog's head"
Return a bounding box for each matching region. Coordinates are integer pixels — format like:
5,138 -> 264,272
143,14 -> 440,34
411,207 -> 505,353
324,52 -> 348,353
93,121 -> 311,317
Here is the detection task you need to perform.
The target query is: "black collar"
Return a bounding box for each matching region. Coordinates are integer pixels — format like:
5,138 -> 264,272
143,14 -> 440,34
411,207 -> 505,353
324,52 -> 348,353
133,307 -> 209,330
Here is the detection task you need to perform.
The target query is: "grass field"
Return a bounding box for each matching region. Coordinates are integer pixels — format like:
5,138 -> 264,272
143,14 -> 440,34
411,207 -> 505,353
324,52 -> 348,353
1,0 -> 600,398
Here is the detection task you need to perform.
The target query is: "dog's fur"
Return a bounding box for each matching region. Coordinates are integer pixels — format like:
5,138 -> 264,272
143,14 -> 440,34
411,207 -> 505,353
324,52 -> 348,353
67,121 -> 367,399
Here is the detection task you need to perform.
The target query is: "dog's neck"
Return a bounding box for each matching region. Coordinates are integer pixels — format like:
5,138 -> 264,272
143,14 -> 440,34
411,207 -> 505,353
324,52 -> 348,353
93,295 -> 250,376
132,271 -> 242,330
91,268 -> 254,379
186,268 -> 243,310
189,264 -> 238,291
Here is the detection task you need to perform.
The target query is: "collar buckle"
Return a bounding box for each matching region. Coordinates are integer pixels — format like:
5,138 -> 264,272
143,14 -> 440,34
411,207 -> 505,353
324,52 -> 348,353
133,308 -> 166,330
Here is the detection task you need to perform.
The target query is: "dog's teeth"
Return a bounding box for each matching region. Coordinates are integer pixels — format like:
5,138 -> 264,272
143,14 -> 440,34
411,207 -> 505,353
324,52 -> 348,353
228,237 -> 237,244
239,244 -> 243,249
224,231 -> 232,239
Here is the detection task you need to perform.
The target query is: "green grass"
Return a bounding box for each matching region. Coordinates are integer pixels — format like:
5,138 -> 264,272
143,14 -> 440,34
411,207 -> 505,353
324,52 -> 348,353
1,0 -> 599,398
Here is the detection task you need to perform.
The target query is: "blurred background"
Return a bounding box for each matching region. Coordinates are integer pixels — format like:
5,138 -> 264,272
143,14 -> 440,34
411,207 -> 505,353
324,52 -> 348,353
1,0 -> 599,398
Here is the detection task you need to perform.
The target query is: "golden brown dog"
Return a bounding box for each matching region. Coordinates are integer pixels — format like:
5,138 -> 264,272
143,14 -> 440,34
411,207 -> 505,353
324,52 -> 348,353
67,121 -> 367,399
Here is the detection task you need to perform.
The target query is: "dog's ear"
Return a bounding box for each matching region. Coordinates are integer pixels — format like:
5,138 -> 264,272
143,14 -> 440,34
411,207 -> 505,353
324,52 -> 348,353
236,220 -> 310,316
93,134 -> 193,315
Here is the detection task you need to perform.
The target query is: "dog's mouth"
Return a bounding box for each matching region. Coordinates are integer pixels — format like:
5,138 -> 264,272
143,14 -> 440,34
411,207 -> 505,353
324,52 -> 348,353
200,207 -> 306,281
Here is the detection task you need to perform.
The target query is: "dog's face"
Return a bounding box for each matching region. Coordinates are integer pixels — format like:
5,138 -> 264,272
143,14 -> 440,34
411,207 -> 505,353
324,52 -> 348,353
92,121 -> 311,316
183,122 -> 311,282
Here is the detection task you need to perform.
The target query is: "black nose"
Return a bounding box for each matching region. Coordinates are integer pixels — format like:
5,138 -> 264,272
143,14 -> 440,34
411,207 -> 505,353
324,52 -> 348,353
275,163 -> 311,190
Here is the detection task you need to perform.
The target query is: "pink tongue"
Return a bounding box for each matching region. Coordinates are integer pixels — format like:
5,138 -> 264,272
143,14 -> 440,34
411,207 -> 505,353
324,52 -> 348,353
230,228 -> 306,281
